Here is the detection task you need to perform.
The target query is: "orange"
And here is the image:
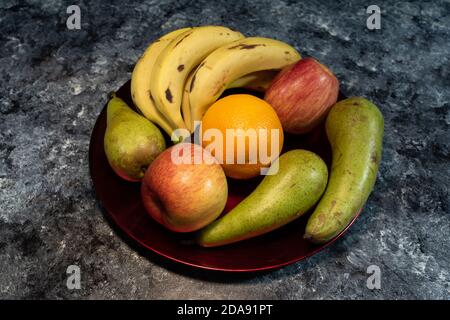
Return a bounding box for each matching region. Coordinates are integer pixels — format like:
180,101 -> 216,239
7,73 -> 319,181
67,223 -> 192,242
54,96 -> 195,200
201,94 -> 284,179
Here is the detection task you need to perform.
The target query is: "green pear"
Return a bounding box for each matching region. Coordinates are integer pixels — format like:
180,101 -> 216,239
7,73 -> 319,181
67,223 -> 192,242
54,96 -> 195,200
304,97 -> 384,243
104,95 -> 166,181
197,150 -> 328,247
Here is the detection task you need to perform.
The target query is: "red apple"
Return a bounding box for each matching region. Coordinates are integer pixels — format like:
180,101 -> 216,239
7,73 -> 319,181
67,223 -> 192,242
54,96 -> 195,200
264,58 -> 339,134
141,143 -> 228,232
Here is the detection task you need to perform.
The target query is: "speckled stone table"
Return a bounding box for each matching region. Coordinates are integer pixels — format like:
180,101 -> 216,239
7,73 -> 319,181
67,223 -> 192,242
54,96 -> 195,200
0,0 -> 449,299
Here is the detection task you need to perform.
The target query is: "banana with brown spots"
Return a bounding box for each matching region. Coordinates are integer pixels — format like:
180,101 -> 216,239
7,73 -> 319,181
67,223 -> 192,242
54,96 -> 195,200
149,26 -> 244,135
189,37 -> 301,130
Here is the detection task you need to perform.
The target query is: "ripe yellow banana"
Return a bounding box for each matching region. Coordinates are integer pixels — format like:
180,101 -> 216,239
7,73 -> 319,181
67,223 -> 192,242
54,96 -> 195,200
181,71 -> 196,132
150,26 -> 245,130
181,70 -> 278,132
228,70 -> 279,92
189,37 -> 301,128
131,27 -> 192,136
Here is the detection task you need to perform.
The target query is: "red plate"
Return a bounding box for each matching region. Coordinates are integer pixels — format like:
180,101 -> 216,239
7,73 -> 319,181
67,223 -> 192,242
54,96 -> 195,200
89,81 -> 360,272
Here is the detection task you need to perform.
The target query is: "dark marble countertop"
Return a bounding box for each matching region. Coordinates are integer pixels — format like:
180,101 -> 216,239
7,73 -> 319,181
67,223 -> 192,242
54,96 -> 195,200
0,0 -> 449,299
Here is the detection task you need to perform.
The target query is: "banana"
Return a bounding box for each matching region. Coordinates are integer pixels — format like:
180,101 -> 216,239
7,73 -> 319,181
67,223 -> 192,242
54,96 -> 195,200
150,26 -> 245,130
228,70 -> 279,92
189,37 -> 301,128
181,70 -> 278,132
131,27 -> 192,136
181,71 -> 196,132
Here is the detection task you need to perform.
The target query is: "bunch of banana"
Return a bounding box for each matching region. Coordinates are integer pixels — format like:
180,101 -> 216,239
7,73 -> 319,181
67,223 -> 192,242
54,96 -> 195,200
131,26 -> 301,136
132,26 -> 241,135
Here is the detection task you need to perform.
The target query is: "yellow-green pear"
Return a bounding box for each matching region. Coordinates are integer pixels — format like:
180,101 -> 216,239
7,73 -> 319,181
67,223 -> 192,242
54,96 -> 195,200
304,97 -> 384,243
104,95 -> 166,181
197,150 -> 328,247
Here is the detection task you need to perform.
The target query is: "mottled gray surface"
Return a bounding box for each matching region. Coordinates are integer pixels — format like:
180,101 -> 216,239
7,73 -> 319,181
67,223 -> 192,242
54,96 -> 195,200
0,0 -> 449,299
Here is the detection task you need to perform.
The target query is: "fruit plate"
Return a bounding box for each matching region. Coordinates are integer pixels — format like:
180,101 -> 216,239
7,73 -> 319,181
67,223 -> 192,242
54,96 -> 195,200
89,81 -> 361,272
